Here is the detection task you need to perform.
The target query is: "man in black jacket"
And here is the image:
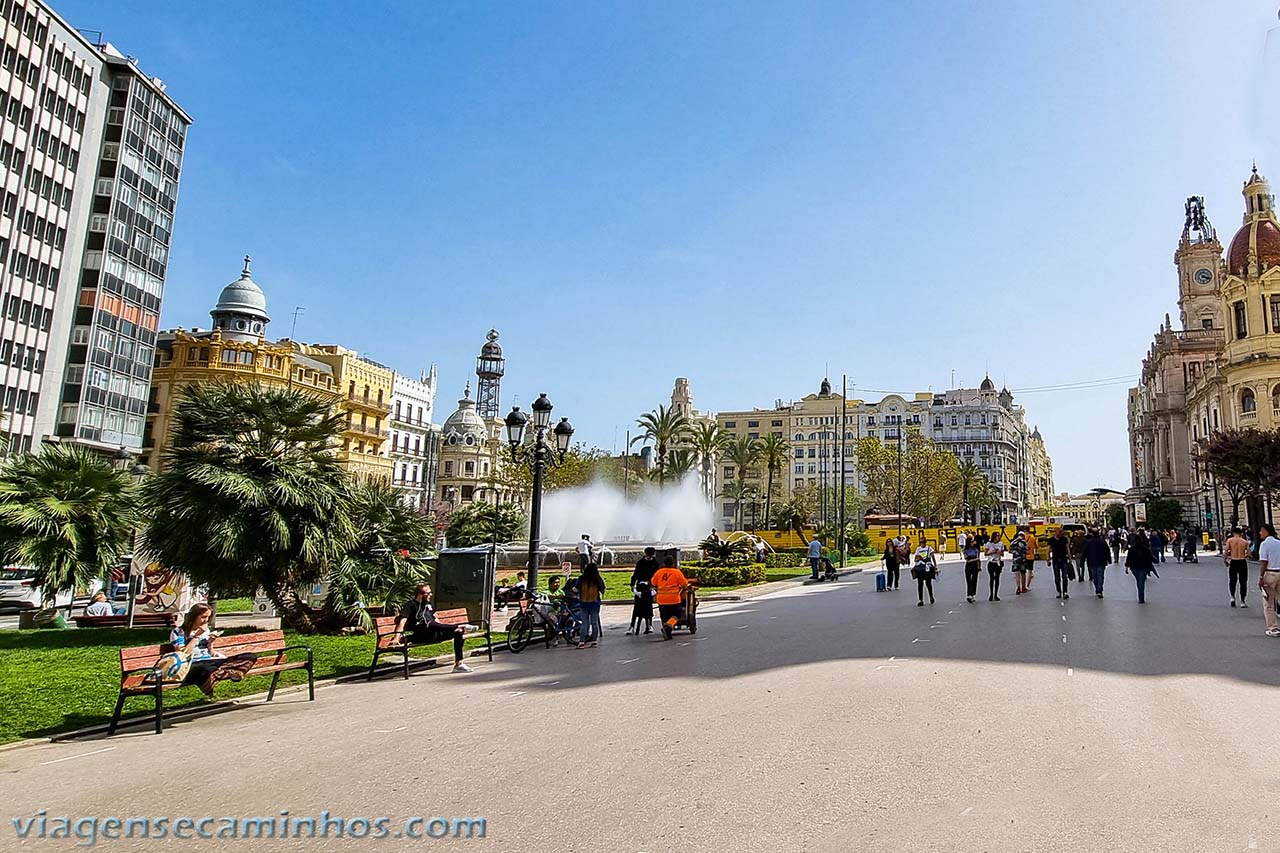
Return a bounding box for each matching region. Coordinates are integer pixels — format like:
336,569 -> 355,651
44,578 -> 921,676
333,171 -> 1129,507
1083,530 -> 1112,598
391,584 -> 472,673
1048,529 -> 1072,599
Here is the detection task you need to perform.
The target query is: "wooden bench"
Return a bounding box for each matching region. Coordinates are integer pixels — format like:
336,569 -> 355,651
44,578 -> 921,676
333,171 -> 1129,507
108,629 -> 314,735
367,610 -> 492,680
72,612 -> 179,629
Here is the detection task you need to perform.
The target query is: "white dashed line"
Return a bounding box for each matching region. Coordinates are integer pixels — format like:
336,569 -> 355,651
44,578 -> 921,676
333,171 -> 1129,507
875,664 -> 900,671
1062,615 -> 1067,622
508,691 -> 526,697
40,747 -> 115,765
911,637 -> 931,643
736,625 -> 749,630
1062,634 -> 1068,643
960,807 -> 973,816
1096,772 -> 1109,781
372,726 -> 408,733
1067,668 -> 1073,677
616,658 -> 640,664
542,681 -> 560,686
889,656 -> 910,662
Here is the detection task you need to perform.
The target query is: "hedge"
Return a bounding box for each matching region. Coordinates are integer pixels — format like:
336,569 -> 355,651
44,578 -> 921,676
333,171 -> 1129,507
683,563 -> 767,587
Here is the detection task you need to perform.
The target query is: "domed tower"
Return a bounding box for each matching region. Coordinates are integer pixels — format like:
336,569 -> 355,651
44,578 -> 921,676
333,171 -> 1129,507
999,386 -> 1014,410
1227,165 -> 1280,280
1174,195 -> 1223,330
474,330 -> 504,420
979,374 -> 996,402
211,255 -> 270,342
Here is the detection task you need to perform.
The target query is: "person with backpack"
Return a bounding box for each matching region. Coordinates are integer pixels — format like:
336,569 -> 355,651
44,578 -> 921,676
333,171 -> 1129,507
1084,529 -> 1111,597
962,536 -> 982,603
912,542 -> 937,606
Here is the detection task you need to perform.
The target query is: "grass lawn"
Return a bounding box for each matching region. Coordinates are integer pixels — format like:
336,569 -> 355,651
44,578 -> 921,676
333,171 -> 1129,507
215,597 -> 254,613
0,625 -> 501,745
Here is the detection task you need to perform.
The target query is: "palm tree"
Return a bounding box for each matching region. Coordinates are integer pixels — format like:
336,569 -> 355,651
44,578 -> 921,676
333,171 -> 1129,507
0,445 -> 140,606
956,460 -> 987,523
722,436 -> 761,529
662,448 -> 699,483
687,421 -> 728,499
757,433 -> 790,530
632,405 -> 690,487
319,480 -> 435,631
141,383 -> 357,633
720,479 -> 753,530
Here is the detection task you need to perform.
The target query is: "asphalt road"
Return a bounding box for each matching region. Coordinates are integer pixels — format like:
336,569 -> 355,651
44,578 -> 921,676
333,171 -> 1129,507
2,556 -> 1277,852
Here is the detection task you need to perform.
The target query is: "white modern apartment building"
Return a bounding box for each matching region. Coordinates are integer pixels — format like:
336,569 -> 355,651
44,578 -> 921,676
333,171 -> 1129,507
0,0 -> 190,455
390,367 -> 439,511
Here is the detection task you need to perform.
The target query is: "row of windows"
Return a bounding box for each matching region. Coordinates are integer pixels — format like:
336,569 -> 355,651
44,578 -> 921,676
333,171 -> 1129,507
38,83 -> 85,133
389,431 -> 427,456
24,162 -> 73,210
31,125 -> 80,173
17,207 -> 64,248
65,365 -> 148,400
7,248 -> 60,290
0,139 -> 23,173
393,400 -> 429,424
394,463 -> 424,485
3,92 -> 31,129
441,459 -> 490,477
866,414 -> 919,425
74,404 -> 143,437
4,2 -> 50,45
0,337 -> 40,371
1,42 -> 41,89
2,292 -> 51,328
44,43 -> 92,97
0,384 -> 36,415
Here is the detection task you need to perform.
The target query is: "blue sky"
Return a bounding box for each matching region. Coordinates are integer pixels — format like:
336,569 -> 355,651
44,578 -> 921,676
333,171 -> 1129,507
57,0 -> 1279,493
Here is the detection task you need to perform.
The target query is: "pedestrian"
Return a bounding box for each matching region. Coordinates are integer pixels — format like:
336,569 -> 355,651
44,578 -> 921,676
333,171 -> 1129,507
628,547 -> 658,635
1048,528 -> 1072,599
576,534 -> 593,571
1023,527 -> 1039,591
1110,528 -> 1122,565
1256,522 -> 1280,637
1084,529 -> 1111,597
882,539 -> 901,591
755,538 -> 768,564
985,531 -> 1006,601
1070,528 -> 1087,585
936,533 -> 947,559
957,529 -> 968,556
808,536 -> 824,581
575,563 -> 606,648
1150,528 -> 1167,564
1223,527 -> 1251,608
1171,529 -> 1183,563
651,555 -> 690,640
1010,529 -> 1030,594
962,536 -> 981,603
391,584 -> 473,673
1124,531 -> 1155,603
912,542 -> 937,606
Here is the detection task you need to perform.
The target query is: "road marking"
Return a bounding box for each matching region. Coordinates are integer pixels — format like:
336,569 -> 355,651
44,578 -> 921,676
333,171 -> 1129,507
372,726 -> 408,733
542,681 -> 560,686
1096,772 -> 1108,781
1067,668 -> 1073,677
889,656 -> 909,662
736,625 -> 749,630
508,691 -> 526,697
1248,836 -> 1258,849
616,658 -> 640,664
1062,615 -> 1067,622
874,664 -> 900,671
948,610 -> 956,614
911,637 -> 931,643
1062,634 -> 1068,643
960,807 -> 973,816
41,747 -> 116,765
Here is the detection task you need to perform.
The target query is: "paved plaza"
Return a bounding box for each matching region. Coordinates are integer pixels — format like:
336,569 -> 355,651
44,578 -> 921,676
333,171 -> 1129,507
2,557 -> 1276,852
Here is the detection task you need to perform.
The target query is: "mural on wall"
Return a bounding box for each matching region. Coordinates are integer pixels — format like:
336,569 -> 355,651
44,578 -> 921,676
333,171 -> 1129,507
132,555 -> 192,614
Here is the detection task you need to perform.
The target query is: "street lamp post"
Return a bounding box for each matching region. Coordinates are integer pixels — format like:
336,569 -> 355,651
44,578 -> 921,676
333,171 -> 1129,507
896,427 -> 904,537
504,394 -> 573,593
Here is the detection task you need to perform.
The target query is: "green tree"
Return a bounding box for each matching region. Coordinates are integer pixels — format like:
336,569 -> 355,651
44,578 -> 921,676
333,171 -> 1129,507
1105,504 -> 1127,529
1195,428 -> 1270,527
444,501 -> 526,548
722,436 -> 761,528
0,445 -> 140,606
1143,494 -> 1185,531
660,448 -> 699,482
757,433 -> 790,530
632,405 -> 691,487
956,460 -> 988,523
141,383 -> 357,634
854,436 -> 898,513
319,480 -> 435,631
687,421 -> 728,499
772,485 -> 819,541
500,443 -> 610,503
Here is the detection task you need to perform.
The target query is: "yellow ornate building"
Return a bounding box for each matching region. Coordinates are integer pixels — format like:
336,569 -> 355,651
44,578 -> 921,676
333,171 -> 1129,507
1128,165 -> 1280,529
143,257 -> 391,484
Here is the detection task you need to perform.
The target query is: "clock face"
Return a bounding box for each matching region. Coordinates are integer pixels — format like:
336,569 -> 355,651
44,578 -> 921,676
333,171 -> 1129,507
1194,268 -> 1213,285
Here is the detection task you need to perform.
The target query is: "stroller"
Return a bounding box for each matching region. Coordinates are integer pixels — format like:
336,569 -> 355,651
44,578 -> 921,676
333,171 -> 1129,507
813,556 -> 839,582
1181,536 -> 1198,563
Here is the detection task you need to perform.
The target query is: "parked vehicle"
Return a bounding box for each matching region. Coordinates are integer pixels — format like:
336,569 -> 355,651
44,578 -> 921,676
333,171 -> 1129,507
0,567 -> 102,613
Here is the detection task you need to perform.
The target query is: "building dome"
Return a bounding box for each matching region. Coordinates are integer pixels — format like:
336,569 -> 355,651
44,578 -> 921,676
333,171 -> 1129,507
1227,165 -> 1280,277
213,255 -> 269,319
1032,425 -> 1042,441
442,385 -> 487,445
1227,219 -> 1280,277
479,328 -> 502,359
979,375 -> 995,392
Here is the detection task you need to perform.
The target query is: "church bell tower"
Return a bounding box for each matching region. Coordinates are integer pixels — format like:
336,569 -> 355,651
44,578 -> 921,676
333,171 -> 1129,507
1174,195 -> 1223,331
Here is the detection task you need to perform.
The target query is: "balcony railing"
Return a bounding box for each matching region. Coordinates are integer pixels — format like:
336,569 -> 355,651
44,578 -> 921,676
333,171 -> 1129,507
347,393 -> 393,414
1240,410 -> 1258,423
346,422 -> 390,439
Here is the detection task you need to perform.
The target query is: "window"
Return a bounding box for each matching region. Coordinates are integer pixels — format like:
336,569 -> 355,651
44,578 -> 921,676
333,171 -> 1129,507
464,461 -> 475,474
1202,317 -> 1214,330
748,420 -> 759,428
1271,297 -> 1280,333
1241,388 -> 1257,414
794,448 -> 804,458
724,421 -> 736,428
443,461 -> 454,475
1234,301 -> 1248,339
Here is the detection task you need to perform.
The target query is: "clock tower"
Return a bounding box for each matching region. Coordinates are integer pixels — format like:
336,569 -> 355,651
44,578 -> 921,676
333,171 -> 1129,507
1173,195 -> 1223,331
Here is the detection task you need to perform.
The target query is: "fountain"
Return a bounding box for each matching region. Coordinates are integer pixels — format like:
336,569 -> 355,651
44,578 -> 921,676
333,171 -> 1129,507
492,475 -> 715,569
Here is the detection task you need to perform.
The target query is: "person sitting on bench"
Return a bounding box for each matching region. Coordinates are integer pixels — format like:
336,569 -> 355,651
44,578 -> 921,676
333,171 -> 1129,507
493,572 -> 527,611
169,603 -> 257,696
391,584 -> 472,673
85,591 -> 119,616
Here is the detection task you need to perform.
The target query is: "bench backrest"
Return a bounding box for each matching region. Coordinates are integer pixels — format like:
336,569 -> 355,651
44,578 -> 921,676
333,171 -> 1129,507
434,608 -> 469,626
372,609 -> 472,650
119,629 -> 286,678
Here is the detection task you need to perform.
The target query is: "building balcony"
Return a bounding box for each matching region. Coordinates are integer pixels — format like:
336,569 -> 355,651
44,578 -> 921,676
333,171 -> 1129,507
346,421 -> 390,440
1239,410 -> 1258,424
346,394 -> 392,415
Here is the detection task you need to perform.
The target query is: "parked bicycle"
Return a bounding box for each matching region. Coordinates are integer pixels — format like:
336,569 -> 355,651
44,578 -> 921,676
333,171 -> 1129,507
506,592 -> 582,653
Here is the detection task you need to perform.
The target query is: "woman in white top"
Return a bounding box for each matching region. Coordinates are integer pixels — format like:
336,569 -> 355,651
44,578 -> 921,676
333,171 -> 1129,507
984,533 -> 1006,602
913,545 -> 937,606
170,603 -> 256,696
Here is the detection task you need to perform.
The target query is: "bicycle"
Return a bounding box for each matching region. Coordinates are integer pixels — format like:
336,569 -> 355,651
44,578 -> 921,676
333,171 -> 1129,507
506,594 -> 582,653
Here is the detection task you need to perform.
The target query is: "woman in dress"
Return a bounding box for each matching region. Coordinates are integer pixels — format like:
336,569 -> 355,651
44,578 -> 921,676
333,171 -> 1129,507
170,603 -> 257,696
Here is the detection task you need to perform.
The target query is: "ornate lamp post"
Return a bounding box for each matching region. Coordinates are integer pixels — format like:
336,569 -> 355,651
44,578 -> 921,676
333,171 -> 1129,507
504,394 -> 573,592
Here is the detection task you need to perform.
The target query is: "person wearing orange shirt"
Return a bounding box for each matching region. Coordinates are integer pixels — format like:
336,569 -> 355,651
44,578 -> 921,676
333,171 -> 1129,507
1023,529 -> 1039,591
650,555 -> 689,641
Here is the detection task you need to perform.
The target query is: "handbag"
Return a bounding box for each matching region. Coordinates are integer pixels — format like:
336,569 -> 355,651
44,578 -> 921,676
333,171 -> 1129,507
147,646 -> 193,683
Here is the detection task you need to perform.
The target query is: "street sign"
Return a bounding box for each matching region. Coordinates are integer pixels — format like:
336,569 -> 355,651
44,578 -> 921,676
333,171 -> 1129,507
1135,503 -> 1147,523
